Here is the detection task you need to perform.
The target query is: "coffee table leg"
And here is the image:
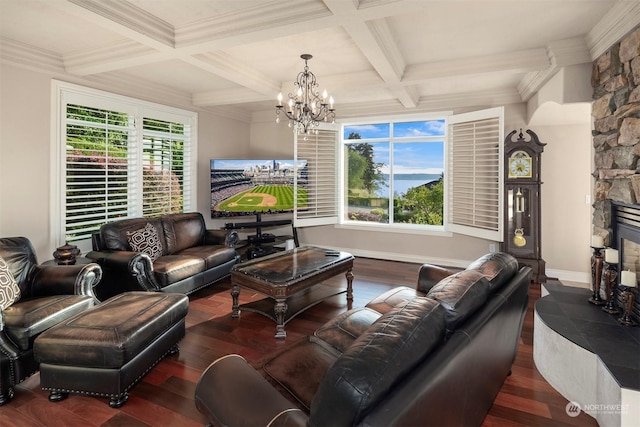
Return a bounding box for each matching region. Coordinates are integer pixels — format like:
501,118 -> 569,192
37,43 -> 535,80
231,284 -> 241,318
346,269 -> 354,301
274,299 -> 288,339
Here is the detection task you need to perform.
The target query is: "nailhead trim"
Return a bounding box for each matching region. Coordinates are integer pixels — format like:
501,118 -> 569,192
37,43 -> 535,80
40,342 -> 182,399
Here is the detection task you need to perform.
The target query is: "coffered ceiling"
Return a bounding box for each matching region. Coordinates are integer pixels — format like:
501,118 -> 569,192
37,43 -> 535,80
1,0 -> 639,121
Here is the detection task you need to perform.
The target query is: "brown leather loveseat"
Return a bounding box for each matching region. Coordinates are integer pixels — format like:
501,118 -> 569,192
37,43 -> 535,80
194,252 -> 532,426
87,212 -> 240,301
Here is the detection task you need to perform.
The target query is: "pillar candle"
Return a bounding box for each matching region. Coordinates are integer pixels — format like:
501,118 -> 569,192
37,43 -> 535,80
621,270 -> 637,287
591,235 -> 604,248
605,248 -> 619,264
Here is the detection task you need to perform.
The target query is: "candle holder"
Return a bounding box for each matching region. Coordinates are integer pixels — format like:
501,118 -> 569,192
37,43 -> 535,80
618,287 -> 638,326
53,243 -> 81,265
602,262 -> 620,314
589,246 -> 605,305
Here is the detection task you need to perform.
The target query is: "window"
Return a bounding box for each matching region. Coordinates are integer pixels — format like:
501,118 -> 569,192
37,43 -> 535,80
295,108 -> 504,240
342,118 -> 445,227
52,81 -> 197,249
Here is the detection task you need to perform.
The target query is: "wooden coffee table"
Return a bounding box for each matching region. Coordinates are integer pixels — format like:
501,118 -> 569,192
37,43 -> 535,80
230,246 -> 354,338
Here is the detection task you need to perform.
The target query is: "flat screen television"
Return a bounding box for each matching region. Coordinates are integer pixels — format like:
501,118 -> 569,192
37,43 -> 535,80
211,159 -> 308,218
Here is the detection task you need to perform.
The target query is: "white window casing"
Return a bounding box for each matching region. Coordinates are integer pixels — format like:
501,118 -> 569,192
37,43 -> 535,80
51,80 -> 197,252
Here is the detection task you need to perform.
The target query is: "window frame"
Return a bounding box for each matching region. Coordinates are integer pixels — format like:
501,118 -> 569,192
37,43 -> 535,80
339,112 -> 450,234
50,80 -> 198,253
332,108 -> 504,240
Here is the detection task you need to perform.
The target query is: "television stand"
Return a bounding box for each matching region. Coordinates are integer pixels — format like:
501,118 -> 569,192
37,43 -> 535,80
224,213 -> 298,260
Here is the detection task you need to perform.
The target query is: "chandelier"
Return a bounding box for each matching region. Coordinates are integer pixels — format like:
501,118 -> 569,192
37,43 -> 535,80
275,54 -> 335,137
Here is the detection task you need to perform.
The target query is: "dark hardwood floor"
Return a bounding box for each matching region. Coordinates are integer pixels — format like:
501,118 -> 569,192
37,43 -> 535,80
1,257 -> 598,426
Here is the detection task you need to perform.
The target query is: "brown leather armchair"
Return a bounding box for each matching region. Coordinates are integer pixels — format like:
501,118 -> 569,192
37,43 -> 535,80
0,237 -> 102,405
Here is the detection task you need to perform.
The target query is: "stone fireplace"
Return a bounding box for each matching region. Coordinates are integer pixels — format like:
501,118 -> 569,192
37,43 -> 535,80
592,26 -> 640,323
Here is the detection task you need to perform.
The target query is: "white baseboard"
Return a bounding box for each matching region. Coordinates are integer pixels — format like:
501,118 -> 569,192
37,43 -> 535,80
325,246 -> 590,285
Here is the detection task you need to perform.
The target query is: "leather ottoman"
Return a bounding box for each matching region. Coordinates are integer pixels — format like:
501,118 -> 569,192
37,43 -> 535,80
34,291 -> 189,407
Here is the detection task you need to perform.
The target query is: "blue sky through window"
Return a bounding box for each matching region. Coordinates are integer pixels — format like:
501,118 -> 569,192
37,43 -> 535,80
344,120 -> 444,175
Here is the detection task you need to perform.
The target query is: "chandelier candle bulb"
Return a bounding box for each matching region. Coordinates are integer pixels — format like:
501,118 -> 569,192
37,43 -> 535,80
621,270 -> 637,287
277,92 -> 283,106
604,248 -> 619,264
591,235 -> 604,248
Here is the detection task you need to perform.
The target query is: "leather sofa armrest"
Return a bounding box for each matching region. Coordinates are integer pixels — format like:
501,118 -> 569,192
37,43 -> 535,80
417,263 -> 457,294
86,250 -> 160,292
205,229 -> 239,248
30,263 -> 102,302
195,354 -> 307,427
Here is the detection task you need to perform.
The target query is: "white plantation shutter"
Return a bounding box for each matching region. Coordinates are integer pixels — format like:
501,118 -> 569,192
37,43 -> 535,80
447,107 -> 504,241
65,104 -> 136,242
141,117 -> 192,217
294,126 -> 339,227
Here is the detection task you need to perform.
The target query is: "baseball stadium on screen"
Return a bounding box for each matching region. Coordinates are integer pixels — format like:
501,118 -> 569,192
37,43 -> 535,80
210,159 -> 309,218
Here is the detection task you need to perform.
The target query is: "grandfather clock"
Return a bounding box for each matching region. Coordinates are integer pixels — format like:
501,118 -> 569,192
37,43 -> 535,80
504,129 -> 546,283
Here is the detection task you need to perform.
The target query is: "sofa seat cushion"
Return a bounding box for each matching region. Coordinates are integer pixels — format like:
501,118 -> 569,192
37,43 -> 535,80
465,252 -> 518,291
426,269 -> 490,335
3,295 -> 94,351
310,297 -> 445,427
175,246 -> 237,270
312,307 -> 382,355
153,255 -> 205,288
263,339 -> 338,410
365,286 -> 424,314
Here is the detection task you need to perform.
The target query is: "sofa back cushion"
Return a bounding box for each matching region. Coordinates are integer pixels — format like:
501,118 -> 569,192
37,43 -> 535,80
100,217 -> 166,256
161,212 -> 205,254
465,252 -> 518,291
426,269 -> 490,335
309,297 -> 445,427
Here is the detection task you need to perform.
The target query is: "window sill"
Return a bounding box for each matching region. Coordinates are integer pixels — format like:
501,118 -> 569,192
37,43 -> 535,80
335,222 -> 452,237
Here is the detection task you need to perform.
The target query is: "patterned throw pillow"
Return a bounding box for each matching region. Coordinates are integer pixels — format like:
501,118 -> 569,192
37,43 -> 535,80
0,255 -> 21,310
126,223 -> 163,261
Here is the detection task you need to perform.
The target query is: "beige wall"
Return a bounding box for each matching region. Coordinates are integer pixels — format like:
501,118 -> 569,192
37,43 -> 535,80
0,62 -> 593,281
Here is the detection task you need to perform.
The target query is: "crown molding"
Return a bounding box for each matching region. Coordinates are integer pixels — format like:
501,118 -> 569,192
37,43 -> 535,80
0,38 -> 65,73
517,37 -> 591,101
586,0 -> 640,60
64,0 -> 174,49
193,87 -> 266,107
336,87 -> 521,118
403,48 -> 549,82
175,0 -> 331,49
64,40 -> 162,75
189,52 -> 280,95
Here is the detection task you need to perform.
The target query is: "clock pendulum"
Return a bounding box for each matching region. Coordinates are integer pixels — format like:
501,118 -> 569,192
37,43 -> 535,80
513,188 -> 526,247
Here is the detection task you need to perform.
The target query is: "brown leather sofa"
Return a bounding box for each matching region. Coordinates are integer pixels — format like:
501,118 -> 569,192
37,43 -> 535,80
87,212 -> 240,301
194,252 -> 532,426
0,237 -> 102,405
